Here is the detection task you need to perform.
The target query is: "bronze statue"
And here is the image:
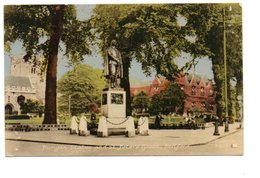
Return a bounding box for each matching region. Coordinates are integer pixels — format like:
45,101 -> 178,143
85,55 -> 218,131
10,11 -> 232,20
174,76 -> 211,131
104,40 -> 123,88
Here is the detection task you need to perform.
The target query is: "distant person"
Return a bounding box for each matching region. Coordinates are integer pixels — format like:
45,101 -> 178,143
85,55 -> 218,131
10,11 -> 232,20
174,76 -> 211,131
90,113 -> 96,128
155,112 -> 163,129
187,112 -> 196,129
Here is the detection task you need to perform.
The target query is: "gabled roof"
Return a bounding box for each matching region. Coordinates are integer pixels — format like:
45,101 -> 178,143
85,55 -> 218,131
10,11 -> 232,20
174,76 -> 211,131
5,75 -> 32,88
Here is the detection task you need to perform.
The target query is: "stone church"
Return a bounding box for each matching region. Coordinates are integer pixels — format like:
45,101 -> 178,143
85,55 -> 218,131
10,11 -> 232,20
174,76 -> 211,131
4,56 -> 46,115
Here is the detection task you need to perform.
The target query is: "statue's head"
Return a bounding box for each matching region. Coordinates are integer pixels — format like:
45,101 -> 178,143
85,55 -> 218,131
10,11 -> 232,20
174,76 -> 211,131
111,40 -> 117,47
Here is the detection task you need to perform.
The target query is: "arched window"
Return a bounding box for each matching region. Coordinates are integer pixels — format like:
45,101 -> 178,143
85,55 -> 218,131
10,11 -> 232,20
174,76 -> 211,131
17,95 -> 25,105
5,104 -> 13,115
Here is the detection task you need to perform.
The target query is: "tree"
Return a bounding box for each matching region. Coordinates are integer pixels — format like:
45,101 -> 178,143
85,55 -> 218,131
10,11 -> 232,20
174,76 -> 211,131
57,64 -> 106,114
91,4 -> 210,116
180,4 -> 242,119
4,5 -> 93,124
132,91 -> 150,113
150,82 -> 184,115
204,4 -> 242,119
20,99 -> 44,115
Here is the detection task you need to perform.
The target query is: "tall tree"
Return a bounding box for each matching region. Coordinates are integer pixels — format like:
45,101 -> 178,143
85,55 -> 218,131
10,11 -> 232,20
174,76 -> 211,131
57,64 -> 106,114
181,4 -> 242,119
4,5 -> 93,124
91,4 -> 210,115
205,4 -> 242,119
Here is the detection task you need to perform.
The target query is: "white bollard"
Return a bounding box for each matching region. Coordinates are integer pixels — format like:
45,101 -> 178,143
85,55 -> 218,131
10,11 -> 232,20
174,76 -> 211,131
138,116 -> 149,136
79,115 -> 90,136
70,116 -> 79,134
97,116 -> 108,137
126,116 -> 135,137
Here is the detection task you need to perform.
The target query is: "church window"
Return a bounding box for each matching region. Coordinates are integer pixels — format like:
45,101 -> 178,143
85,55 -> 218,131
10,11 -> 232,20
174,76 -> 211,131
31,67 -> 36,74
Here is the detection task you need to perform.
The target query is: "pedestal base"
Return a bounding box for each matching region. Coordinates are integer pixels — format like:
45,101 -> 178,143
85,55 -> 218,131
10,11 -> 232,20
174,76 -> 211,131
97,116 -> 135,137
79,130 -> 90,136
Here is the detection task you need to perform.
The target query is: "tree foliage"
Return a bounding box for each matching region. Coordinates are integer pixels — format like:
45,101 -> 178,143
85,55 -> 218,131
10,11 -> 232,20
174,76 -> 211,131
20,99 -> 44,115
91,4 -> 211,115
149,82 -> 184,115
57,64 -> 106,114
194,4 -> 242,118
4,5 -> 94,123
132,91 -> 150,113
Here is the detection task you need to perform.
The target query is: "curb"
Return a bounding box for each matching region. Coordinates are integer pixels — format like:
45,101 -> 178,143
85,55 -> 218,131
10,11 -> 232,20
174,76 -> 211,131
5,128 -> 243,148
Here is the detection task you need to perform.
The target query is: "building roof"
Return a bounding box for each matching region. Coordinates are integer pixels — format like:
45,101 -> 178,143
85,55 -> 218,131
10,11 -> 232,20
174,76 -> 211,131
5,75 -> 32,88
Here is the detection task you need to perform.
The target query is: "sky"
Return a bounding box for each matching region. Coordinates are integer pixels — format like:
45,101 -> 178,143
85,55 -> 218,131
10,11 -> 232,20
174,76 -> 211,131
4,4 -> 214,85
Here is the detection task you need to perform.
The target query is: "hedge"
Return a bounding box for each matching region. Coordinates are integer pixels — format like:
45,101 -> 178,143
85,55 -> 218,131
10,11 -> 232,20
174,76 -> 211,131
5,114 -> 30,120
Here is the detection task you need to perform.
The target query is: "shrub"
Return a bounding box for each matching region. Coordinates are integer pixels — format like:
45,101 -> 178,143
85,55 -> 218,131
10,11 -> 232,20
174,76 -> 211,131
5,114 -> 30,120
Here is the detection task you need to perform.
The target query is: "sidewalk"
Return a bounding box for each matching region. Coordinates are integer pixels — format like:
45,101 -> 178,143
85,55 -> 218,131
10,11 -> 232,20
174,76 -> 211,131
5,122 -> 242,148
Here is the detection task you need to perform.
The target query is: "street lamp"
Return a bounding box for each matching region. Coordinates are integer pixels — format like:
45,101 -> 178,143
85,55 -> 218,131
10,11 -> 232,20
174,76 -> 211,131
223,5 -> 230,132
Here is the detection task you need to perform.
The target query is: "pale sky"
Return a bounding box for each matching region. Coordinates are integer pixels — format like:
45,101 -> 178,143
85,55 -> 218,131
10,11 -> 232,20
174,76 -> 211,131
4,4 -> 214,84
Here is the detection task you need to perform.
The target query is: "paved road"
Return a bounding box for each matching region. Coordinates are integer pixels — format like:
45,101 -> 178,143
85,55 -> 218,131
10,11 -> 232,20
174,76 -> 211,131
5,123 -> 243,156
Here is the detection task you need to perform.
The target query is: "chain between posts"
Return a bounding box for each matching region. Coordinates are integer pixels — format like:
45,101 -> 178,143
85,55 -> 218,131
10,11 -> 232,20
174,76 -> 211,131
138,117 -> 147,126
105,117 -> 129,125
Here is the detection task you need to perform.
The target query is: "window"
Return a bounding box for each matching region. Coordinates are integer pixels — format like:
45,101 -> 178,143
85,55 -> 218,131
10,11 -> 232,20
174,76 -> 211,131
154,85 -> 158,91
201,102 -> 206,107
200,87 -> 205,96
31,67 -> 36,74
8,96 -> 10,102
191,102 -> 195,107
17,95 -> 25,105
191,86 -> 196,95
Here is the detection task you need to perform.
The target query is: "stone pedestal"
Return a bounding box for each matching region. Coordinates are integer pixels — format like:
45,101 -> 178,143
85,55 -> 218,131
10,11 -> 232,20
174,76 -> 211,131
97,88 -> 135,137
101,88 -> 126,118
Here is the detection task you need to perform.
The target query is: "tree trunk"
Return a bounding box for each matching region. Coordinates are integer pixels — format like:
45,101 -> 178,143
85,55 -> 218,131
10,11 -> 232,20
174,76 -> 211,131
43,5 -> 65,124
121,57 -> 132,116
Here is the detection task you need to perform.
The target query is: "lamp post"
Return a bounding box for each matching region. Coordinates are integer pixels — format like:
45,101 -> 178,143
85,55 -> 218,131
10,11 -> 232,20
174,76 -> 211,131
223,6 -> 229,132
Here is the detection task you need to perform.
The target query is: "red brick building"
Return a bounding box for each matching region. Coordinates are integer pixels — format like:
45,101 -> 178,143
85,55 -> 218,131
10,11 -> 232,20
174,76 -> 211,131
175,73 -> 216,116
130,74 -> 216,115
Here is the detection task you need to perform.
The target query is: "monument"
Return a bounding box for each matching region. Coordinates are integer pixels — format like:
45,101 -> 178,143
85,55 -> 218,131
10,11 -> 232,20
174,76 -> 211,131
97,40 -> 135,137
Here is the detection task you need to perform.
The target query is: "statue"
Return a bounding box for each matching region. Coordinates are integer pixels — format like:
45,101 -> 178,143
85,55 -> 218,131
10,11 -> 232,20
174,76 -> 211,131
104,40 -> 123,88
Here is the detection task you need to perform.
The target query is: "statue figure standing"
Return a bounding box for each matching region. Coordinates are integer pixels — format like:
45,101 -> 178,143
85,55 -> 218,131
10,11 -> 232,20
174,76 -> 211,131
104,40 -> 123,88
